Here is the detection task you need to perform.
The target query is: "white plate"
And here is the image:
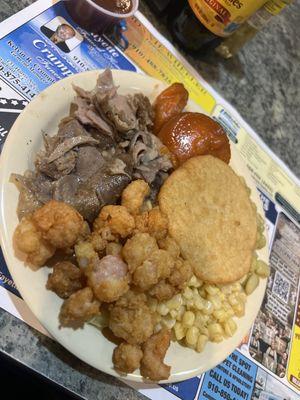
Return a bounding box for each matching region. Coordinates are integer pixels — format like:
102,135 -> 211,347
0,70 -> 269,383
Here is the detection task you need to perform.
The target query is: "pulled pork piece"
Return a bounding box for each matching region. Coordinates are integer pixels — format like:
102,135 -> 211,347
46,261 -> 85,299
113,343 -> 143,374
32,200 -> 84,249
86,255 -> 129,303
109,291 -> 154,345
59,287 -> 100,329
140,329 -> 171,381
13,216 -> 55,268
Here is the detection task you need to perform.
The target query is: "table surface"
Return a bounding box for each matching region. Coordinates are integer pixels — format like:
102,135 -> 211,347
0,1 -> 299,399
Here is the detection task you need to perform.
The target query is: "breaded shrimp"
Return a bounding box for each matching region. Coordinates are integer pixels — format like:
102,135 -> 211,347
149,280 -> 177,302
113,343 -> 143,374
168,258 -> 193,289
147,207 -> 168,240
14,216 -> 55,267
32,200 -> 84,248
109,291 -> 154,345
86,255 -> 129,303
94,205 -> 135,238
140,329 -> 171,381
59,287 -> 100,329
46,261 -> 85,299
122,233 -> 158,273
158,236 -> 180,260
121,180 -> 150,215
133,249 -> 174,291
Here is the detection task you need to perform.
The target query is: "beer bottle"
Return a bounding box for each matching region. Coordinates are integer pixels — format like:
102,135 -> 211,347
216,0 -> 293,59
168,0 -> 268,56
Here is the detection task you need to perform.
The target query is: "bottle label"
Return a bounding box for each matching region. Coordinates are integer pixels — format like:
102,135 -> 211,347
188,0 -> 267,37
248,0 -> 292,30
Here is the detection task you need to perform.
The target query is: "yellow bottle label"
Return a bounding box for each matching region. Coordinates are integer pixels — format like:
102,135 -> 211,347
188,0 -> 267,37
264,0 -> 292,16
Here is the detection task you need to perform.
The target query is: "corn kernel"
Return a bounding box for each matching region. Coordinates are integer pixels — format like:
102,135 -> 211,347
182,311 -> 195,327
196,335 -> 208,352
245,274 -> 259,295
157,303 -> 169,316
174,323 -> 186,341
256,260 -> 270,278
183,287 -> 193,300
202,300 -> 214,315
186,327 -> 199,347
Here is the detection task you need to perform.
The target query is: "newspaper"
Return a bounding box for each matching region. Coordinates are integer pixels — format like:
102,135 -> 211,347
0,1 -> 299,399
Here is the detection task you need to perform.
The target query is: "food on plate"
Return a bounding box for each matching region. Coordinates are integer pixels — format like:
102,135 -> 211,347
46,261 -> 85,299
113,342 -> 143,374
59,287 -> 100,329
11,70 -> 270,381
159,155 -> 257,283
140,329 -> 171,381
11,70 -> 172,222
154,83 -> 189,134
157,112 -> 231,166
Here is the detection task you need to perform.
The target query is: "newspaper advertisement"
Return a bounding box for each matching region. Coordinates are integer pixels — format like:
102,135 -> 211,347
0,1 -> 299,399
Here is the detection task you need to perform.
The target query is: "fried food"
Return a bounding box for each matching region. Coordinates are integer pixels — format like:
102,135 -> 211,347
168,258 -> 193,289
140,329 -> 171,381
46,261 -> 85,299
86,255 -> 129,302
154,83 -> 188,134
158,112 -> 231,166
149,280 -> 176,301
113,343 -> 143,374
59,287 -> 100,329
109,291 -> 154,345
132,249 -> 175,291
121,179 -> 150,215
14,217 -> 55,267
134,207 -> 168,240
94,205 -> 135,238
159,156 -> 257,284
122,233 -> 158,273
158,236 -> 180,260
32,200 -> 84,248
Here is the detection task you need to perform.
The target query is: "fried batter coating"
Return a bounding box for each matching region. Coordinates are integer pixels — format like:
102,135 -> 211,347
113,343 -> 143,374
149,280 -> 177,301
122,233 -> 158,273
133,250 -> 175,291
86,255 -> 129,302
121,180 -> 150,215
59,287 -> 100,329
168,258 -> 193,289
147,208 -> 168,240
75,241 -> 98,269
46,261 -> 85,299
140,329 -> 171,381
109,291 -> 154,345
106,242 -> 123,256
32,200 -> 84,248
14,217 -> 55,267
134,208 -> 168,240
94,206 -> 135,238
158,236 -> 180,260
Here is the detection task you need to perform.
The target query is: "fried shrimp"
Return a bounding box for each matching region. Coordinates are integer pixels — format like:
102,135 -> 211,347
149,280 -> 176,301
86,255 -> 130,303
132,249 -> 174,291
59,287 -> 100,329
109,291 -> 154,345
94,205 -> 135,238
46,261 -> 85,299
168,258 -> 193,289
14,217 -> 55,267
140,329 -> 171,381
121,180 -> 150,215
122,233 -> 158,273
113,343 -> 143,374
32,200 -> 84,248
